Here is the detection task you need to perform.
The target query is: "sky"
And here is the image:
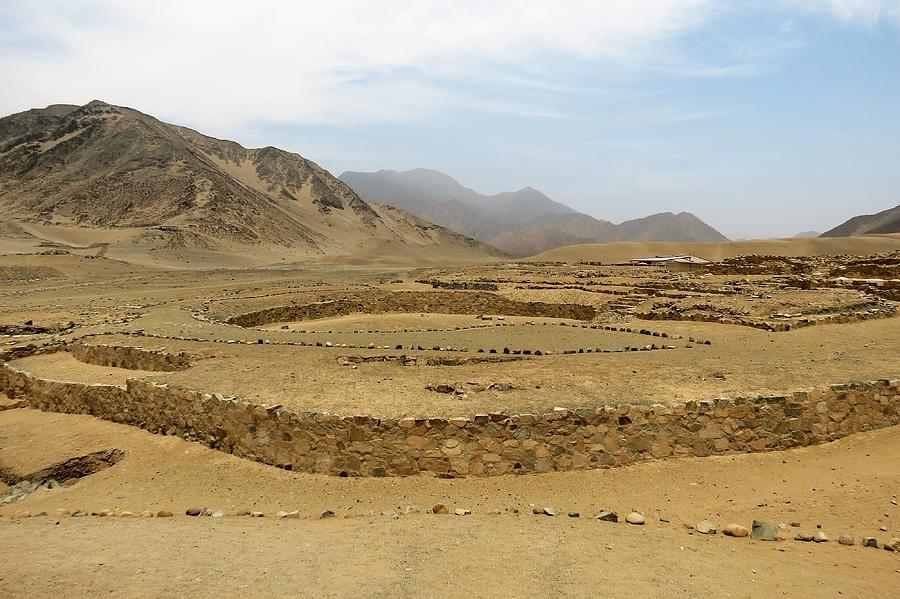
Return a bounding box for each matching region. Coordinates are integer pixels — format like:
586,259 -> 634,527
1,1 -> 899,239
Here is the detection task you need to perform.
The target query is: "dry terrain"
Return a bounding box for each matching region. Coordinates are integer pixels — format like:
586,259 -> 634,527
1,244 -> 899,598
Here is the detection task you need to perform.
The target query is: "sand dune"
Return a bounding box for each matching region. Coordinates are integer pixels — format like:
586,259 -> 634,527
527,233 -> 900,263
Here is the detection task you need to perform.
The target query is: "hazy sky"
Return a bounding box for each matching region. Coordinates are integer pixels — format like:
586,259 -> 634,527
2,1 -> 899,239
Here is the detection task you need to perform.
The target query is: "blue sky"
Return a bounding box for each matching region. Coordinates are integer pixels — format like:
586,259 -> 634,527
2,0 -> 899,238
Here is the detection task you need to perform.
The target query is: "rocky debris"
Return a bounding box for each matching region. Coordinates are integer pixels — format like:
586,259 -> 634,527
751,520 -> 779,541
596,510 -> 619,523
885,538 -> 900,552
156,510 -> 173,518
724,524 -> 749,537
625,512 -> 645,525
119,511 -> 135,518
454,508 -> 471,516
542,507 -> 556,517
568,512 -> 580,518
210,510 -> 225,518
250,511 -> 265,518
320,510 -> 336,519
185,507 -> 204,516
97,509 -> 114,517
813,531 -> 828,543
276,510 -> 300,519
696,520 -> 717,535
140,511 -> 154,518
432,503 -> 450,515
794,533 -> 814,542
862,537 -> 878,548
838,534 -> 855,546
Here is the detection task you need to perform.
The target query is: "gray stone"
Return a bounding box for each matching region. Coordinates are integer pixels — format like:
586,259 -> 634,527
794,533 -> 814,542
813,531 -> 828,543
696,520 -> 717,535
596,510 -> 619,523
568,512 -> 580,518
185,507 -> 204,517
862,537 -> 878,548
838,534 -> 854,546
751,520 -> 779,541
542,507 -> 556,517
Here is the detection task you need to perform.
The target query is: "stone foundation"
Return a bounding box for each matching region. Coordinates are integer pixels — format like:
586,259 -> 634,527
2,357 -> 897,478
225,291 -> 596,327
69,343 -> 192,372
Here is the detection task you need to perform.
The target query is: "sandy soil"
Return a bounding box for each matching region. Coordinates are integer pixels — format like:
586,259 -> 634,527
529,233 -> 900,263
0,408 -> 898,598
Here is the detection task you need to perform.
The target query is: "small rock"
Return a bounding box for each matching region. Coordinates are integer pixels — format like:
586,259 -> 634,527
432,503 -> 450,515
813,531 -> 828,543
119,511 -> 135,518
210,511 -> 225,518
568,512 -> 580,518
454,508 -> 471,516
862,537 -> 878,548
884,538 -> 899,552
236,510 -> 251,516
185,507 -> 204,517
596,510 -> 619,523
542,507 -> 556,517
320,510 -> 335,519
156,510 -> 173,518
795,533 -> 814,542
724,524 -> 749,538
140,511 -> 154,518
97,509 -> 114,517
751,520 -> 779,541
696,520 -> 717,535
838,534 -> 855,546
625,512 -> 645,525
250,511 -> 265,518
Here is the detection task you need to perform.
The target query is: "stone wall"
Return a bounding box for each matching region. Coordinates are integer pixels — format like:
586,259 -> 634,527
2,358 -> 897,478
68,343 -> 192,372
225,291 -> 596,327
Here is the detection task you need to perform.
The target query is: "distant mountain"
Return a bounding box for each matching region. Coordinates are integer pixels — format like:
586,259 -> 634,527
0,102 -> 502,264
340,168 -> 727,256
794,231 -> 820,238
820,204 -> 900,238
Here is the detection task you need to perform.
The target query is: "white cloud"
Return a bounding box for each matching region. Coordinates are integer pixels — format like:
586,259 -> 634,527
0,0 -> 716,128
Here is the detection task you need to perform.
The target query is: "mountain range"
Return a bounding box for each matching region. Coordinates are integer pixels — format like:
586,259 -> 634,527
0,101 -> 501,266
820,204 -> 900,238
340,168 -> 727,256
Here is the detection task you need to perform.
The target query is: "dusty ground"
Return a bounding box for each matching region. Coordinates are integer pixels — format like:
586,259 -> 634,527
1,250 -> 899,597
0,408 -> 898,598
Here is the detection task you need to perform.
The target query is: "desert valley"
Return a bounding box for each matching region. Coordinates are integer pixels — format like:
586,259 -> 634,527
0,94 -> 898,598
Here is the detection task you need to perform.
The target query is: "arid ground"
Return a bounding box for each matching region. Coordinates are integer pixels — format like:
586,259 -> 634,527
1,244 -> 899,598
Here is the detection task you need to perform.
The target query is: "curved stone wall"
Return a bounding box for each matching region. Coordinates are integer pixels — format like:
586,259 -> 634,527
225,291 -> 596,327
69,343 -> 191,372
2,359 -> 897,478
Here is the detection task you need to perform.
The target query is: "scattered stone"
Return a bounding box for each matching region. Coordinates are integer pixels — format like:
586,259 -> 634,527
119,511 -> 135,518
432,503 -> 449,515
696,520 -> 717,535
625,512 -> 645,525
813,531 -> 828,543
542,507 -> 556,517
454,508 -> 471,516
250,511 -> 265,518
71,510 -> 88,518
838,534 -> 855,546
140,511 -> 154,518
185,507 -> 204,517
156,510 -> 173,518
862,537 -> 878,548
210,510 -> 225,518
659,516 -> 669,523
97,509 -> 114,517
320,510 -> 335,519
236,510 -> 251,516
795,533 -> 814,542
276,510 -> 300,519
885,538 -> 899,552
596,510 -> 619,523
568,512 -> 580,518
724,524 -> 750,538
751,520 -> 779,541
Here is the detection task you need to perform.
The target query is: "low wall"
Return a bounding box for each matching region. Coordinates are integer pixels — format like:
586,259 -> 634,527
225,291 -> 596,327
2,360 -> 897,478
69,343 -> 191,372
